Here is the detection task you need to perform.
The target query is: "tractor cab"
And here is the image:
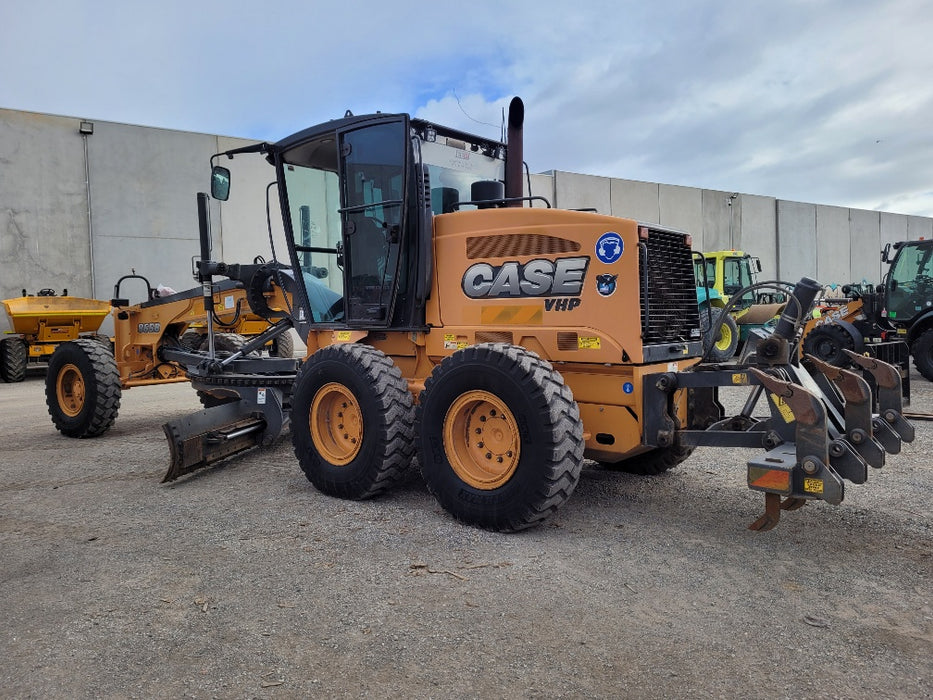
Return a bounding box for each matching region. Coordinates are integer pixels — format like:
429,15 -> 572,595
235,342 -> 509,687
883,239 -> 933,330
237,114 -> 507,340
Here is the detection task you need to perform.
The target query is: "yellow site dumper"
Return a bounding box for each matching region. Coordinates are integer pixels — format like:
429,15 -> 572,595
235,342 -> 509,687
1,289 -> 111,382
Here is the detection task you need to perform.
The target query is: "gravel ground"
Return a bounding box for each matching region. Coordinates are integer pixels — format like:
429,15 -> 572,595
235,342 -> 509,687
1,363 -> 931,699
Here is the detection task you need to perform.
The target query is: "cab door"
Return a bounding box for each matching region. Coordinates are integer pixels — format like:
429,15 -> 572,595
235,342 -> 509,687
338,118 -> 410,325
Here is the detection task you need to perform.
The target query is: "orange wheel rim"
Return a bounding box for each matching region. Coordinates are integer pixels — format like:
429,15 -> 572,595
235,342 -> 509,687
56,363 -> 86,417
310,382 -> 362,465
443,390 -> 520,490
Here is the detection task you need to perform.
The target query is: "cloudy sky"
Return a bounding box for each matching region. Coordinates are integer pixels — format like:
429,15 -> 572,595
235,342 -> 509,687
4,0 -> 932,216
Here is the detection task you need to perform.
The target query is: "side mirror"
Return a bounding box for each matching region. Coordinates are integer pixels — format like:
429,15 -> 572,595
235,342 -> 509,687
881,242 -> 891,263
211,165 -> 231,201
752,257 -> 762,273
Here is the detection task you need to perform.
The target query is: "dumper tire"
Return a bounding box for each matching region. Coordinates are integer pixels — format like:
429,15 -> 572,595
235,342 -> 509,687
196,334 -> 252,408
601,444 -> 694,476
706,311 -> 740,362
291,343 -> 415,499
911,329 -> 933,381
416,343 -> 585,532
45,339 -> 121,438
1,337 -> 28,382
270,330 -> 294,358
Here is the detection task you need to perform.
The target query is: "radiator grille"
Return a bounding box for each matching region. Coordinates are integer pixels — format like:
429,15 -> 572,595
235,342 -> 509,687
639,228 -> 701,344
466,234 -> 580,260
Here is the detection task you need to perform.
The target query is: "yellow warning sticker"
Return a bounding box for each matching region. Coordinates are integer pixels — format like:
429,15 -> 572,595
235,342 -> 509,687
732,373 -> 748,385
578,336 -> 601,350
444,334 -> 456,342
336,331 -> 352,342
770,393 -> 795,423
803,478 -> 824,494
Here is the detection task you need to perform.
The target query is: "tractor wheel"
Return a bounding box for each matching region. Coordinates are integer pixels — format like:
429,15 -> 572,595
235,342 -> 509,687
45,339 -> 121,437
270,330 -> 295,358
600,444 -> 694,476
195,334 -> 251,408
416,343 -> 585,532
0,338 -> 28,382
911,328 -> 933,381
291,343 -> 415,499
706,311 -> 740,362
802,323 -> 861,367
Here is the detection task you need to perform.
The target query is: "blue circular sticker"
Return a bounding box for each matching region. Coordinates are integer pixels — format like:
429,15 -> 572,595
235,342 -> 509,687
623,382 -> 634,394
596,232 -> 623,264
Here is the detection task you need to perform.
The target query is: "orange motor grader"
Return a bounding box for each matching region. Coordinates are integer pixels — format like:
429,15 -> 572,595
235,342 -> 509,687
49,98 -> 914,532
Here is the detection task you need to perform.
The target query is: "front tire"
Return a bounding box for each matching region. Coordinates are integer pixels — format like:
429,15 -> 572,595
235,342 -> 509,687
0,337 -> 28,382
45,339 -> 121,437
911,328 -> 933,381
291,343 -> 415,499
416,343 -> 584,532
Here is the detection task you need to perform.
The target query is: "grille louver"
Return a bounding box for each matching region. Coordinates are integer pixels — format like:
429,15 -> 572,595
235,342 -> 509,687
639,228 -> 701,345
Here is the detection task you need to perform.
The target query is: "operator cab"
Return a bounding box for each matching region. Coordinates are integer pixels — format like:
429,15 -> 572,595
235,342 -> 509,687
884,239 -> 933,324
262,113 -> 506,338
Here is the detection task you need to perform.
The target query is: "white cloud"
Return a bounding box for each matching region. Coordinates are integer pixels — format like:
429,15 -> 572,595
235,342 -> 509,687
2,0 -> 933,215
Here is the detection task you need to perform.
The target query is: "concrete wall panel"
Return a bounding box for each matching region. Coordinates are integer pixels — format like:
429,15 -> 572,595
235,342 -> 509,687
87,121 -> 219,299
815,205 -> 850,287
608,178 -> 659,223
849,209 -> 881,284
554,171 -> 611,215
0,109 -> 92,331
526,172 -> 554,206
776,201 -> 817,281
658,184 -> 702,245
701,190 -> 739,252
907,215 -> 933,241
738,195 -> 777,277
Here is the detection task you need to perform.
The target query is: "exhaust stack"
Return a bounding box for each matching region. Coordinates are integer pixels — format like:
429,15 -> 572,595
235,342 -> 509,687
505,97 -> 524,206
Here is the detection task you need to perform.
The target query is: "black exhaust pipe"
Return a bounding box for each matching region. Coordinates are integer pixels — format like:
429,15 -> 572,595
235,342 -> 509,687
505,97 -> 524,206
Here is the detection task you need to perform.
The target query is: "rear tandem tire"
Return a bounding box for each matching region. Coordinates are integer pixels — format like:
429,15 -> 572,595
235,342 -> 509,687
416,343 -> 585,532
0,337 -> 28,382
600,444 -> 694,476
270,330 -> 295,358
911,328 -> 933,381
291,343 -> 416,499
45,339 -> 121,437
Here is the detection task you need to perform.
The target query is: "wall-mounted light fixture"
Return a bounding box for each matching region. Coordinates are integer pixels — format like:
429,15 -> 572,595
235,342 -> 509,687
79,121 -> 94,135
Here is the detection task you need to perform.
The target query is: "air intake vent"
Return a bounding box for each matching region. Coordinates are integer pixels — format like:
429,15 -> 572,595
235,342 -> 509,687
476,331 -> 513,344
467,234 -> 581,260
557,332 -> 578,351
639,228 -> 701,345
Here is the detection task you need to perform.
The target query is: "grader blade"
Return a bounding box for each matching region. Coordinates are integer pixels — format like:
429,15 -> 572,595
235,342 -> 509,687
162,402 -> 266,482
